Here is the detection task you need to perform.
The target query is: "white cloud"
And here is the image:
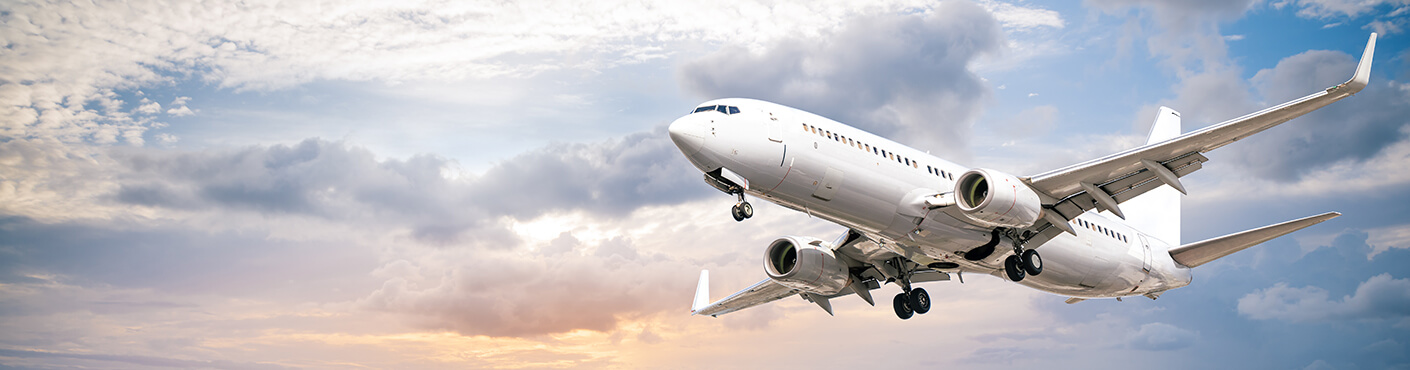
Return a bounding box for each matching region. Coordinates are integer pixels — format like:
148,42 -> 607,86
1286,0 -> 1410,18
1126,322 -> 1199,351
976,0 -> 1066,30
165,106 -> 194,117
1238,273 -> 1410,322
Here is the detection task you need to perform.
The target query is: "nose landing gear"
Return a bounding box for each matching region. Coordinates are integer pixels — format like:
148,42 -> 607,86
730,193 -> 753,222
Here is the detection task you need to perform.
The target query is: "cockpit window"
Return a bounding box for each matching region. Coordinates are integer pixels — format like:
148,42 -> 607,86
691,105 -> 742,115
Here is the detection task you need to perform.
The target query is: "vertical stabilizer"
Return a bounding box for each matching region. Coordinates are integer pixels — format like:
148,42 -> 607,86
1123,107 -> 1183,245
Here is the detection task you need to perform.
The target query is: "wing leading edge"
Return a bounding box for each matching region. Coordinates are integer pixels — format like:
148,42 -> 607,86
1025,34 -> 1376,227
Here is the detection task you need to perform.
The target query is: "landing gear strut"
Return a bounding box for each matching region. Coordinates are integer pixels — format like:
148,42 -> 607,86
730,192 -> 753,222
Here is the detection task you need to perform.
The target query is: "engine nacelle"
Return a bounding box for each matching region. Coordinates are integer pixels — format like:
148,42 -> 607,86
763,236 -> 850,295
954,168 -> 1043,229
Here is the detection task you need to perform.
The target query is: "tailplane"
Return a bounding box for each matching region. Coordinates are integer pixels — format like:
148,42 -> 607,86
1123,107 -> 1183,245
1169,212 -> 1340,267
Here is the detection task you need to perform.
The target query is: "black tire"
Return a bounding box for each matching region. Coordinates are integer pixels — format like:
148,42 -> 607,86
909,288 -> 931,314
740,202 -> 754,218
1004,255 -> 1026,282
730,205 -> 744,222
1021,249 -> 1043,276
893,293 -> 913,320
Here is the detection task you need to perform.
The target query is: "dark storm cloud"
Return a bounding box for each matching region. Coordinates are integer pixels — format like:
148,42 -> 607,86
1232,50 -> 1410,181
678,1 -> 1003,159
107,126 -> 709,245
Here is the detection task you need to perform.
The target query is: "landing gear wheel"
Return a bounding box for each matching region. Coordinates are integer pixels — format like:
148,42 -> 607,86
908,288 -> 931,314
730,205 -> 745,222
1004,255 -> 1027,282
1021,249 -> 1043,276
738,201 -> 753,218
893,293 -> 914,320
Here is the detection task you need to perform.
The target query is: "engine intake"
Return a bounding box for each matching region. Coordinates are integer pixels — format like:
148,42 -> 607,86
763,236 -> 850,295
954,168 -> 1043,229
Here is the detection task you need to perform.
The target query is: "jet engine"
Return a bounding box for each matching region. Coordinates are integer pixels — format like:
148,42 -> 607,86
763,236 -> 850,295
954,168 -> 1043,229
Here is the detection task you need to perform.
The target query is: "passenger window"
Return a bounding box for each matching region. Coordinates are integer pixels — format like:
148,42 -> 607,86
801,123 -> 808,131
728,106 -> 740,114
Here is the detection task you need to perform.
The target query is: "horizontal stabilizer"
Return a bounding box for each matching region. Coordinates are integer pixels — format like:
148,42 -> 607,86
1168,212 -> 1340,268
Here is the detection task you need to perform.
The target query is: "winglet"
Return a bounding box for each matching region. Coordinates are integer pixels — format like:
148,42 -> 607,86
1341,33 -> 1376,93
691,270 -> 710,314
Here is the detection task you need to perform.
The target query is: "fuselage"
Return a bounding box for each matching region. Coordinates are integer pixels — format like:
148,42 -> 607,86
668,98 -> 1191,298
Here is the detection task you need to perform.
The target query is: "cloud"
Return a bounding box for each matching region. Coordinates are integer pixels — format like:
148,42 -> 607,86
357,236 -> 695,337
98,126 -> 706,244
1238,273 -> 1410,322
1281,0 -> 1410,18
1126,322 -> 1199,351
679,1 -> 1004,160
0,348 -> 292,370
1230,50 -> 1410,181
0,0 -> 961,148
1089,0 -> 1257,76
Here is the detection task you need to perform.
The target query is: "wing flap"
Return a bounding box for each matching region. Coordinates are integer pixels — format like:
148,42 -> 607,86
1169,212 -> 1341,268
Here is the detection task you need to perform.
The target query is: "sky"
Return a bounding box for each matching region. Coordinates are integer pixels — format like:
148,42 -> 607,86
2,0 -> 1409,368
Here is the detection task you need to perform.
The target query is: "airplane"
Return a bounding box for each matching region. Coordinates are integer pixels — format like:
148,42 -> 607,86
669,34 -> 1376,320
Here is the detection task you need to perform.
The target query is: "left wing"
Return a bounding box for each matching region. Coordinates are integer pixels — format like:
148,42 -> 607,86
1023,33 -> 1374,238
691,271 -> 798,317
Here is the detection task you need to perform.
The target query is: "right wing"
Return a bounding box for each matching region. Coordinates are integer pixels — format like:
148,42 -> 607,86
1019,33 -> 1374,245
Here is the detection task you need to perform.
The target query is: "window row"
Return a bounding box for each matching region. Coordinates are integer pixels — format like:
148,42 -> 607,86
692,105 -> 741,115
801,123 -> 953,181
1076,218 -> 1128,243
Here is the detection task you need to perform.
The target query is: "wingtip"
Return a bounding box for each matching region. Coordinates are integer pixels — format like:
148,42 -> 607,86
1344,33 -> 1376,92
691,270 -> 710,314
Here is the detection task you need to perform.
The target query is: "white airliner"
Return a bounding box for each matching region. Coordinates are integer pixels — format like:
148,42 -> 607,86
670,34 -> 1376,320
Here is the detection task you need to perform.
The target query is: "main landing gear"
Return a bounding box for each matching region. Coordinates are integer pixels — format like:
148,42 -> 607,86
729,192 -> 753,222
892,288 -> 931,320
889,259 -> 932,320
1004,248 -> 1043,282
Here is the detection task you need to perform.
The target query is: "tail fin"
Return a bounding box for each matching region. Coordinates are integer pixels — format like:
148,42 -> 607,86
1123,107 -> 1183,245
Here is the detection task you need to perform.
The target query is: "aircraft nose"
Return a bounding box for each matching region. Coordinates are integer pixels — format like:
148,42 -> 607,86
668,116 -> 706,155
